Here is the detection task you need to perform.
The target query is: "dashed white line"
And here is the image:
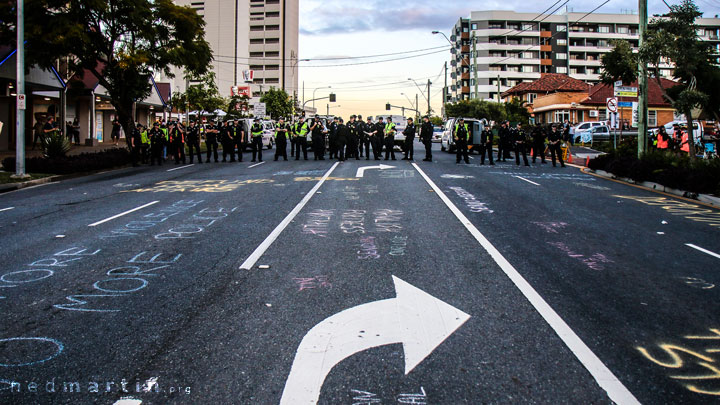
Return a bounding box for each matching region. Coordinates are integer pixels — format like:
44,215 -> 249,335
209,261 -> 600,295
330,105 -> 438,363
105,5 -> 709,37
412,162 -> 639,405
113,398 -> 142,405
166,164 -> 195,172
0,207 -> 14,212
88,201 -> 160,227
239,162 -> 338,270
686,243 -> 720,260
248,161 -> 266,168
514,175 -> 541,186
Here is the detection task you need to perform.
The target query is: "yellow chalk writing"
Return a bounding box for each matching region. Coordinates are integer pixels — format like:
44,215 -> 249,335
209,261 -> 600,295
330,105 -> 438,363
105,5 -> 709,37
636,344 -> 714,368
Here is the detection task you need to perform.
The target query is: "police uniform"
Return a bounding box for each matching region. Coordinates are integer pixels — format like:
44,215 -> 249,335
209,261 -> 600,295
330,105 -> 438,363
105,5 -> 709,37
328,118 -> 339,159
454,120 -> 470,164
384,119 -> 397,160
294,119 -> 309,160
402,119 -> 416,160
497,122 -> 510,162
149,125 -> 165,166
373,118 -> 385,160
205,122 -> 219,162
513,124 -> 529,166
420,118 -> 433,161
310,118 -> 326,160
221,122 -> 236,162
363,118 -> 374,160
336,118 -> 348,161
480,127 -> 494,165
274,120 -> 290,161
250,120 -> 264,162
187,123 -> 203,164
547,126 -> 565,167
169,124 -> 186,164
232,120 -> 244,162
531,125 -> 546,164
356,115 -> 366,158
346,116 -> 359,159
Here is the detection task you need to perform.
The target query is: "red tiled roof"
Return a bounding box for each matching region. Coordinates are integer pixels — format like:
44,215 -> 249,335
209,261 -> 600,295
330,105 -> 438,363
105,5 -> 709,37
583,78 -> 678,107
502,73 -> 590,97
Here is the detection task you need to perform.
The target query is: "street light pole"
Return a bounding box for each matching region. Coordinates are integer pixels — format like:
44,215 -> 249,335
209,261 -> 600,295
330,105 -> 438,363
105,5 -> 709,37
312,86 -> 331,111
426,79 -> 431,116
13,0 -> 27,178
638,0 -> 648,157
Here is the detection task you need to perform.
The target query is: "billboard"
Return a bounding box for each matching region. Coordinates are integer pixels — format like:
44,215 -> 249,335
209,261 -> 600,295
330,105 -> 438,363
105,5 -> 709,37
231,86 -> 251,97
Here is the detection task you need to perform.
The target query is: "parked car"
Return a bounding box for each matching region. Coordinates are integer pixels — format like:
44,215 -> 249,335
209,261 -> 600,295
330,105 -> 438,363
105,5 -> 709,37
441,118 -> 488,153
432,126 -> 443,143
576,125 -> 611,144
572,121 -> 605,143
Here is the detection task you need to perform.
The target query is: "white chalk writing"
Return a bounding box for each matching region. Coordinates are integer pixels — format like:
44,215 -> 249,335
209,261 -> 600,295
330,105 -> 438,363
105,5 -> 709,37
448,187 -> 493,213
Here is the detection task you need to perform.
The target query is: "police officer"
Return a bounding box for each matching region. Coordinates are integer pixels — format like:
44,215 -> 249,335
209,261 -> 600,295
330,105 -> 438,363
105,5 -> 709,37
274,117 -> 290,161
356,115 -> 366,158
328,116 -> 339,159
336,117 -> 348,161
130,123 -> 143,167
346,115 -> 359,160
513,122 -> 529,166
363,117 -> 374,160
310,116 -> 326,160
547,124 -> 566,167
290,119 -> 298,158
149,122 -> 165,166
294,116 -> 310,160
419,116 -> 433,162
232,119 -> 245,162
205,120 -> 219,163
374,116 -> 385,160
221,121 -> 236,162
384,117 -> 397,160
454,118 -> 470,164
140,125 -> 150,164
497,121 -> 510,162
169,122 -> 186,164
250,118 -> 264,162
402,117 -> 416,160
531,124 -> 547,164
480,125 -> 494,165
186,121 -> 203,164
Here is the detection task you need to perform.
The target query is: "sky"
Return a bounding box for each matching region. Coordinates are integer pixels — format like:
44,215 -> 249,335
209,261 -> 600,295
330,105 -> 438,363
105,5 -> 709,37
296,0 -> 720,120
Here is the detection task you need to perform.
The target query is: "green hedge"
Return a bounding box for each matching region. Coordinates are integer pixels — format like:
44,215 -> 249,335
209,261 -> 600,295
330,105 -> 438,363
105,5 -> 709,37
2,149 -> 131,175
588,147 -> 720,196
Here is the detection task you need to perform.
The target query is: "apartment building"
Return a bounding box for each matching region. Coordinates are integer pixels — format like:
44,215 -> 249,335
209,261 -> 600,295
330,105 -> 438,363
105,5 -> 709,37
448,10 -> 720,102
172,0 -> 299,99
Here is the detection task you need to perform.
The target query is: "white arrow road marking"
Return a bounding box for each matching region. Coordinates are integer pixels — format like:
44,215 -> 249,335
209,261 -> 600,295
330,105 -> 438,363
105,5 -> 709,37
280,275 -> 470,405
355,164 -> 396,178
88,201 -> 159,227
0,207 -> 14,212
686,243 -> 720,260
513,175 -> 540,186
412,163 -> 640,405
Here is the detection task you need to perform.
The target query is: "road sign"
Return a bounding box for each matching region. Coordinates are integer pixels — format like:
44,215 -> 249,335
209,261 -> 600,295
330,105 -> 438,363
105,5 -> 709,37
355,164 -> 395,178
17,94 -> 26,110
280,276 -> 470,405
253,102 -> 266,117
614,86 -> 637,97
606,98 -> 618,113
632,102 -> 638,127
618,101 -> 632,107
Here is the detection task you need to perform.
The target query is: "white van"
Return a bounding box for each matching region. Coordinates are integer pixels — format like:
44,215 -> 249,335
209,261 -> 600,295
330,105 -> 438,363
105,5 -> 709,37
239,118 -> 274,150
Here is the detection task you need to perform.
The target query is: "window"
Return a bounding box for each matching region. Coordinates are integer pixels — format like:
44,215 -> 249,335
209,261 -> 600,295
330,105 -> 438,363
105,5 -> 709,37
253,78 -> 264,84
249,52 -> 264,57
250,25 -> 264,31
523,23 -> 535,31
266,38 -> 279,44
250,38 -> 264,44
527,93 -> 537,103
489,22 -> 503,29
556,25 -> 566,32
471,23 -> 478,30
522,65 -> 538,73
570,68 -> 578,74
648,110 -> 657,126
489,51 -> 504,57
266,11 -> 280,17
266,25 -> 280,31
265,51 -> 279,57
598,40 -> 609,47
554,110 -> 570,122
507,66 -> 520,72
599,109 -> 607,121
556,66 -> 567,74
521,37 -> 537,45
556,53 -> 567,60
599,25 -> 610,33
265,65 -> 279,70
265,78 -> 279,84
617,26 -> 628,34
489,66 -> 502,71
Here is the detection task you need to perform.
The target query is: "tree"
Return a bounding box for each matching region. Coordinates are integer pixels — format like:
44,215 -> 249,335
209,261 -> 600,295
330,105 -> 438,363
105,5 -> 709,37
600,40 -> 639,85
5,0 -> 212,143
444,99 -> 527,125
180,72 -> 225,118
226,95 -> 251,120
429,116 -> 444,127
259,88 -> 293,120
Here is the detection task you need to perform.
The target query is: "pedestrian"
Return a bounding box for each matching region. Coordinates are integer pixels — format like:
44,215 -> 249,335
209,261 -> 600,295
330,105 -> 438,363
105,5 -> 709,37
186,121 -> 203,164
310,116 -> 326,160
42,116 -> 58,143
513,122 -> 529,166
384,117 -> 397,161
169,122 -> 186,164
374,116 -> 385,160
71,117 -> 81,145
149,122 -> 165,166
274,117 -> 290,161
547,124 -> 565,167
250,118 -> 264,162
232,119 -> 245,162
111,118 -> 121,146
531,124 -> 547,164
205,121 -> 219,163
294,116 -> 310,160
656,126 -> 670,151
563,119 -> 573,146
420,116 -> 433,162
336,118 -> 348,161
454,118 -> 470,164
160,122 -> 169,160
32,118 -> 45,150
290,119 -> 298,158
221,121 -> 236,162
497,121 -> 509,162
480,125 -> 494,165
402,117 -> 416,160
363,117 -> 374,160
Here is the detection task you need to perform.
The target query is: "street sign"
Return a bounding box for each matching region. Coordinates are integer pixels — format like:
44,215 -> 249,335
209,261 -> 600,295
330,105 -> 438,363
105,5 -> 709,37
253,102 -> 266,117
606,98 -> 618,113
632,102 -> 639,127
618,101 -> 632,107
17,94 -> 26,110
614,86 -> 637,97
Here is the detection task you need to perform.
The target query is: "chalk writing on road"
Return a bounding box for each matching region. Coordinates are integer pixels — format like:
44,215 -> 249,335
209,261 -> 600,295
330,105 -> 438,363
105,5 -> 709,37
154,206 -> 238,240
302,209 -> 335,237
615,195 -> 720,228
574,182 -> 610,191
637,328 -> 720,396
448,187 -> 493,213
342,185 -> 379,201
379,170 -> 415,179
293,276 -> 331,291
358,236 -> 380,260
532,222 -> 568,234
99,200 -> 205,239
487,171 -> 595,180
678,277 -> 715,290
0,337 -> 64,367
374,209 -> 403,233
124,179 -> 275,193
294,177 -> 359,182
547,242 -> 613,271
350,387 -> 427,404
341,210 -> 366,234
389,236 -> 408,256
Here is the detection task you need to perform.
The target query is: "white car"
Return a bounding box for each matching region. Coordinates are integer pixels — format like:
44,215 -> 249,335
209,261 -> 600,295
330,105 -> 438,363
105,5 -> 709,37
240,118 -> 274,150
648,120 -> 703,142
572,121 -> 605,143
432,127 -> 443,143
576,125 -> 611,144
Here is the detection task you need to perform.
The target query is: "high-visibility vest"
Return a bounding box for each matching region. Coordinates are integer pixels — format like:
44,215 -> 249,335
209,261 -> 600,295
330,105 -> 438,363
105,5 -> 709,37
141,130 -> 149,145
251,124 -> 263,137
275,124 -> 289,139
298,122 -> 309,137
454,123 -> 469,140
657,132 -> 668,149
385,123 -> 396,135
681,132 -> 690,152
161,127 -> 168,141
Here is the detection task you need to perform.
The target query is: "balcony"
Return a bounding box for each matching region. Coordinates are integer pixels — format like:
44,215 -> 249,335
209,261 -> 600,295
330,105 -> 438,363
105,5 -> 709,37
461,32 -> 469,40
461,86 -> 470,94
540,45 -> 552,52
461,72 -> 470,80
461,45 -> 470,53
540,31 -> 552,38
541,59 -> 552,66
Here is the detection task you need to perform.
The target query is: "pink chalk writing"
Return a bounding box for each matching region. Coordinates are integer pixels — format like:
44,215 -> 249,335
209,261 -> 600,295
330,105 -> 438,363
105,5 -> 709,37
358,236 -> 380,260
293,276 -> 332,291
532,222 -> 568,234
547,242 -> 613,271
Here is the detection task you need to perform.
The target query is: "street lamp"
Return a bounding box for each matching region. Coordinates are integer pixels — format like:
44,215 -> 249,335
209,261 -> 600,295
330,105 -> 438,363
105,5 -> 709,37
312,86 -> 331,110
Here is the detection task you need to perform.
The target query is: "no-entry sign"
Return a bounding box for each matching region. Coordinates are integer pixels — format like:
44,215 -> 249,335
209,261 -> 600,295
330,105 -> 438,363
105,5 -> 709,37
606,97 -> 618,113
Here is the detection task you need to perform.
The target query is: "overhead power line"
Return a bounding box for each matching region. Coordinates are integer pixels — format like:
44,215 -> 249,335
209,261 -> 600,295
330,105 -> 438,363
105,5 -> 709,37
211,45 -> 451,63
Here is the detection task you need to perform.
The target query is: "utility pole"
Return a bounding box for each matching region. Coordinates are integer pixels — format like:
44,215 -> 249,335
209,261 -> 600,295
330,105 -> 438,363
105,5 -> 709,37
638,0 -> 648,157
443,61 -> 448,117
497,75 -> 501,103
426,79 -> 431,116
416,94 -> 419,120
13,0 -> 27,178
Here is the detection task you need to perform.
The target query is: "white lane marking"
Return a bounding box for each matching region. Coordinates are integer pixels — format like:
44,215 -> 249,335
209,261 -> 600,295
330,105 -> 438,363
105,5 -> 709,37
88,201 -> 160,227
248,161 -> 266,168
22,183 -> 53,190
0,207 -> 14,212
239,162 -> 339,270
113,398 -> 142,405
166,164 -> 195,172
686,243 -> 720,260
412,163 -> 640,405
514,175 -> 541,186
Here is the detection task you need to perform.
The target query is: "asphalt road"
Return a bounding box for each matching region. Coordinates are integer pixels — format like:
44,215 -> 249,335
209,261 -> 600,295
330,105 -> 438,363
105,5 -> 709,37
0,142 -> 718,404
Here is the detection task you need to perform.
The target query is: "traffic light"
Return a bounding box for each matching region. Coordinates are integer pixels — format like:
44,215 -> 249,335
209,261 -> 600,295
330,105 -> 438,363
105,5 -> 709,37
386,103 -> 391,111
329,93 -> 336,102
